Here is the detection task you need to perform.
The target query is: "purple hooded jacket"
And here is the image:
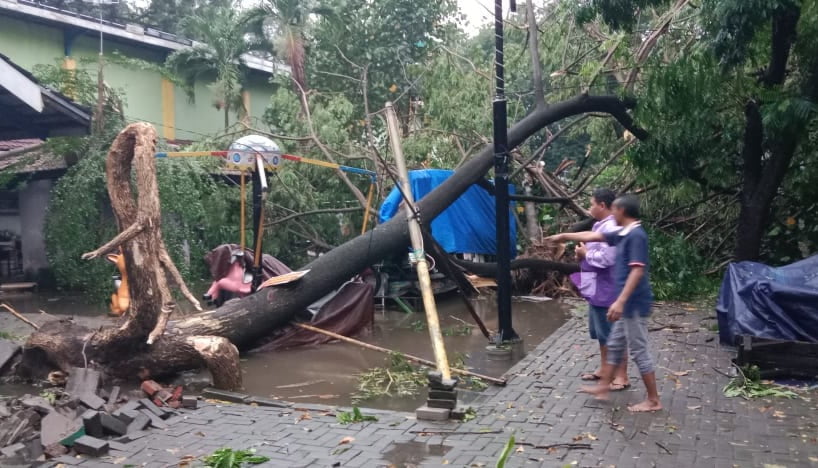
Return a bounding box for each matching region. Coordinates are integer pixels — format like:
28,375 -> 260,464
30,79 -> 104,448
569,215 -> 618,307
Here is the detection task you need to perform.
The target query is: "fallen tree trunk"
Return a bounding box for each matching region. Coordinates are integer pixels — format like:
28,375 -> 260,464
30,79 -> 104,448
22,94 -> 646,387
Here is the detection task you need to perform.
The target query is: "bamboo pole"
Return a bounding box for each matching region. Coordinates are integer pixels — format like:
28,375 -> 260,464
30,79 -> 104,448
240,170 -> 246,251
384,102 -> 452,381
1,303 -> 40,330
360,182 -> 375,235
294,323 -> 505,386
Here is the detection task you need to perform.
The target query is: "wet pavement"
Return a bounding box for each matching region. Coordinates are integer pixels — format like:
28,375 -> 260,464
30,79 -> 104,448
40,300 -> 818,467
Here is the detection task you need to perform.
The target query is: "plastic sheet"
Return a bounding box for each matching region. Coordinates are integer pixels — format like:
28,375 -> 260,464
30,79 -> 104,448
379,169 -> 516,257
716,255 -> 818,344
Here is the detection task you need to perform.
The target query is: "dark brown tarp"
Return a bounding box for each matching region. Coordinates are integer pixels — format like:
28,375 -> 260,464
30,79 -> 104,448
250,280 -> 374,351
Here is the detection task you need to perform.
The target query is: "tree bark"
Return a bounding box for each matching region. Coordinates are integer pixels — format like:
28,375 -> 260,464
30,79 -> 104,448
21,95 -> 645,386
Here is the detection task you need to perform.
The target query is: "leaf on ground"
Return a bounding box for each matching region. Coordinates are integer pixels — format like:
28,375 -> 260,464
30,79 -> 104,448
672,370 -> 692,377
338,436 -> 355,445
572,434 -> 584,441
772,411 -> 786,419
297,412 -> 312,422
515,446 -> 525,453
687,405 -> 702,410
611,423 -> 625,432
585,433 -> 598,441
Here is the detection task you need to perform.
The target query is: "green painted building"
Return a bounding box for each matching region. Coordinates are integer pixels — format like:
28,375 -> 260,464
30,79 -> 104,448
0,0 -> 285,141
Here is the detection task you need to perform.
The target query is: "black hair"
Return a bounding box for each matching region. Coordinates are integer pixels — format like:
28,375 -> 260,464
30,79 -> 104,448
613,194 -> 641,219
591,188 -> 616,209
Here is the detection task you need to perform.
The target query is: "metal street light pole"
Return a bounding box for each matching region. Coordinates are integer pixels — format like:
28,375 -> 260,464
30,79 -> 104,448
493,0 -> 518,343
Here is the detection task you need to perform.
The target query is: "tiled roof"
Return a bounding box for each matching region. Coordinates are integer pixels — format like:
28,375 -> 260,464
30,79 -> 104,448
0,139 -> 42,152
0,143 -> 66,174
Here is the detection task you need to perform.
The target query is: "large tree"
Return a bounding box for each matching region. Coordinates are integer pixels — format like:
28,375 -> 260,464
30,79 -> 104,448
165,4 -> 261,129
632,0 -> 818,261
243,0 -> 331,104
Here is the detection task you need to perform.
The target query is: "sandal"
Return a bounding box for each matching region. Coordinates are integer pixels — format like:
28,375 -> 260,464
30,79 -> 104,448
581,373 -> 602,381
609,382 -> 631,391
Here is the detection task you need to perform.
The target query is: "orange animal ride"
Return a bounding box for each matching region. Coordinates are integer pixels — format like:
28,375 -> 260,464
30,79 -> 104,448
106,249 -> 130,316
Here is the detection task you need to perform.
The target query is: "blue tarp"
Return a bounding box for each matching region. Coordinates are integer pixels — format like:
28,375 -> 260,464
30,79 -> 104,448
379,169 -> 516,257
716,255 -> 818,345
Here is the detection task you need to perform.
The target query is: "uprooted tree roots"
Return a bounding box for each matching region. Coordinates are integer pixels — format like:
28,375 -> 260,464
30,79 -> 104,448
21,123 -> 241,390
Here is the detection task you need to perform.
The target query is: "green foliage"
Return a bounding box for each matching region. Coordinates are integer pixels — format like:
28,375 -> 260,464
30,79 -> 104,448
575,0 -> 671,31
647,228 -> 719,300
336,406 -> 378,424
39,390 -> 58,405
723,365 -> 798,399
165,4 -> 262,128
309,0 -> 459,112
203,448 -> 270,468
352,352 -> 427,403
37,63 -> 240,302
495,433 -> 516,468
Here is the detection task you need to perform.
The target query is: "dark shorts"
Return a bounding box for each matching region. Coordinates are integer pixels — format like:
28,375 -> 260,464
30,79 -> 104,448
588,304 -> 612,345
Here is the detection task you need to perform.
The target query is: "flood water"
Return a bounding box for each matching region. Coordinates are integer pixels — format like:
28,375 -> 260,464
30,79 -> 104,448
0,292 -> 569,411
198,295 -> 569,411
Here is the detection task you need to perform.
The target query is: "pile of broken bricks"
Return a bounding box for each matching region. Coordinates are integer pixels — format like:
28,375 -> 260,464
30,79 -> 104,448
0,367 -> 199,466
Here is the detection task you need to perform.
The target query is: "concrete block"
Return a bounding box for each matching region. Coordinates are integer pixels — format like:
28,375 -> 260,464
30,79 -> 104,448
79,393 -> 106,411
127,414 -> 150,433
107,386 -> 121,405
181,396 -> 199,409
0,442 -> 25,457
139,409 -> 166,429
100,413 -> 128,436
426,371 -> 459,391
65,367 -> 100,401
0,339 -> 20,373
73,435 -> 109,457
429,389 -> 457,400
81,410 -> 103,438
21,396 -> 54,415
427,398 -> 457,410
138,398 -> 168,418
202,388 -> 248,403
415,405 -> 450,421
112,400 -> 141,418
116,409 -> 140,425
40,411 -> 81,447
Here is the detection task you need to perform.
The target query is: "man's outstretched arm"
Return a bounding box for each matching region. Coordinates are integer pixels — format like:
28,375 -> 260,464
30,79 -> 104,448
547,231 -> 606,244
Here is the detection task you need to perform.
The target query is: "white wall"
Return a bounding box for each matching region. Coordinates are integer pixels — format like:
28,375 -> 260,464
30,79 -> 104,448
19,179 -> 52,274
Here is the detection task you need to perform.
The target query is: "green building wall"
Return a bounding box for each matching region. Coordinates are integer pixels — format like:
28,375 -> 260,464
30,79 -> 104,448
0,14 -> 275,141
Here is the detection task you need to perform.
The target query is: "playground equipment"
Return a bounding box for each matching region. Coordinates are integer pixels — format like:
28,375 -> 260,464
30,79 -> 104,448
106,248 -> 130,317
155,135 -> 377,305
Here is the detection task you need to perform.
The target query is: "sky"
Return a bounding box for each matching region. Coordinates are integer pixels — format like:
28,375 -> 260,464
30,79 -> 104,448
458,0 -> 508,34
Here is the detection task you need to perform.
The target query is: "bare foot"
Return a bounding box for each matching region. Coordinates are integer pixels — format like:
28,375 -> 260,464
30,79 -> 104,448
609,380 -> 631,391
579,384 -> 610,401
627,399 -> 662,412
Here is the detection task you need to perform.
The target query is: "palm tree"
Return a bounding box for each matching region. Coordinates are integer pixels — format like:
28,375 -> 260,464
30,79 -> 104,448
165,4 -> 260,129
242,0 -> 330,102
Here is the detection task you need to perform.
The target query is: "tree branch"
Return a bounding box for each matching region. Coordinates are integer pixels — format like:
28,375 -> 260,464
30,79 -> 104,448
526,0 -> 546,108
266,206 -> 363,227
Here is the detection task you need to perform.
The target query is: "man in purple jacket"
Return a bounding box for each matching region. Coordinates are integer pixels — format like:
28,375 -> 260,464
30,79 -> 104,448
570,188 -> 630,390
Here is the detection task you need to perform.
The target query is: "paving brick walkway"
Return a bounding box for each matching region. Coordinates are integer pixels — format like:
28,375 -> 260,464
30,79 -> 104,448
52,301 -> 818,467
